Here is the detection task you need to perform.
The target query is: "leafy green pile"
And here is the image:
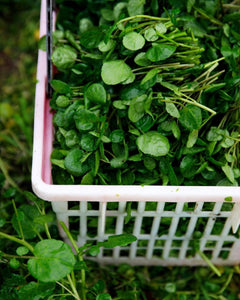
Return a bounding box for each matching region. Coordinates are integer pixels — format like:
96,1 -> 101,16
48,0 -> 240,187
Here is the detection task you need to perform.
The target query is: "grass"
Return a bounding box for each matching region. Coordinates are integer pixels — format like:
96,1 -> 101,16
1,1 -> 240,299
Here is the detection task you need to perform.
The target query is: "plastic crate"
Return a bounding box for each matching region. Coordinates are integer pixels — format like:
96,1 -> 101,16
32,0 -> 240,266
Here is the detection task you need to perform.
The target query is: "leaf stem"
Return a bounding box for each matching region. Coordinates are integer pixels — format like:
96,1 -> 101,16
56,280 -> 80,300
67,274 -> 81,300
0,232 -> 34,253
197,250 -> 221,277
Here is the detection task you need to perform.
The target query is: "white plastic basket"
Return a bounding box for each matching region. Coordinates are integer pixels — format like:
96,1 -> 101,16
32,0 -> 240,266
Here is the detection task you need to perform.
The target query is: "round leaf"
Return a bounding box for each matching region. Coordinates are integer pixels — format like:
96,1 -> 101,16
137,131 -> 170,157
28,239 -> 76,282
64,148 -> 90,176
52,46 -> 77,70
179,105 -> 202,130
122,32 -> 145,51
16,246 -> 29,256
146,44 -> 176,62
74,109 -> 98,132
144,28 -> 158,41
101,60 -> 132,85
85,83 -> 106,104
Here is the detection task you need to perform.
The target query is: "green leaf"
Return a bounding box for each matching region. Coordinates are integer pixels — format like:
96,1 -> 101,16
101,60 -> 132,85
80,29 -> 104,49
80,134 -> 98,151
0,217 -> 6,227
96,294 -> 112,300
171,120 -> 181,140
98,234 -> 137,248
122,32 -> 145,51
127,0 -> 145,16
165,102 -> 180,118
137,131 -> 170,157
110,130 -> 125,143
64,149 -> 90,176
98,39 -> 116,52
146,44 -> 176,62
206,127 -> 224,142
51,80 -> 72,96
179,105 -> 202,130
140,68 -> 158,86
85,83 -> 106,104
74,109 -> 98,132
52,45 -> 77,70
128,94 -> 147,123
16,246 -> 29,256
187,130 -> 198,148
144,27 -> 158,41
180,155 -> 197,178
9,258 -> 20,269
222,164 -> 235,184
18,282 -> 55,300
28,240 -> 76,282
56,95 -> 70,108
134,52 -> 150,66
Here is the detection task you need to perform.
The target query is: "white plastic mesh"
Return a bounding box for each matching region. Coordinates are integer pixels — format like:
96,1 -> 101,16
51,200 -> 240,266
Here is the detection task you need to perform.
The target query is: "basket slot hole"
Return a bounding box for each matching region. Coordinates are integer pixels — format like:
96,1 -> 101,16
205,240 -> 217,248
141,217 -> 154,234
69,216 -> 80,237
158,217 -> 172,236
164,202 -> 177,211
124,217 -> 135,234
136,249 -> 147,257
169,249 -> 180,258
202,202 -> 215,211
221,202 -> 234,211
105,217 -> 117,234
219,250 -> 230,259
195,217 -> 209,234
68,201 -> 79,210
223,241 -> 234,248
153,249 -> 163,258
103,249 -> 113,257
145,202 -> 158,211
87,216 -> 98,238
175,218 -> 190,237
203,250 -> 213,259
120,249 -> 130,257
171,240 -> 182,247
155,239 -> 165,247
211,217 -> 227,235
183,202 -> 196,211
106,202 -> 118,210
88,202 -> 99,210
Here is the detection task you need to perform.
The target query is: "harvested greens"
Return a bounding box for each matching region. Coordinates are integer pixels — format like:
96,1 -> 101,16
48,0 -> 240,186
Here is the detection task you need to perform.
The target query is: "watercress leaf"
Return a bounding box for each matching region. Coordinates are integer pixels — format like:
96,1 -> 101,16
96,293 -> 112,300
110,129 -> 125,143
179,105 -> 202,130
101,60 -> 133,85
80,134 -> 98,151
206,127 -> 224,142
9,258 -> 20,269
65,130 -> 80,148
144,27 -> 158,41
121,71 -> 136,84
88,245 -> 100,256
110,156 -> 126,168
101,8 -> 114,21
180,155 -> 197,178
171,120 -> 181,140
56,95 -> 70,108
122,171 -> 135,184
135,114 -> 155,132
79,18 -> 94,34
113,2 -> 127,20
65,30 -> 81,51
99,234 -> 137,248
137,131 -> 170,157
38,35 -> 46,51
128,94 -> 147,122
98,39 -> 116,52
51,45 -> 77,70
220,136 -> 235,148
51,80 -> 72,96
127,0 -> 145,16
80,29 -> 104,49
18,282 -> 55,300
222,164 -> 235,184
165,102 -> 180,118
146,44 -> 176,62
187,130 -> 198,148
74,109 -> 98,132
155,23 -> 167,34
0,217 -> 6,227
85,83 -> 106,105
122,32 -> 145,51
28,239 -> 75,282
81,171 -> 94,185
64,148 -> 90,176
134,52 -> 150,66
140,68 -> 158,86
